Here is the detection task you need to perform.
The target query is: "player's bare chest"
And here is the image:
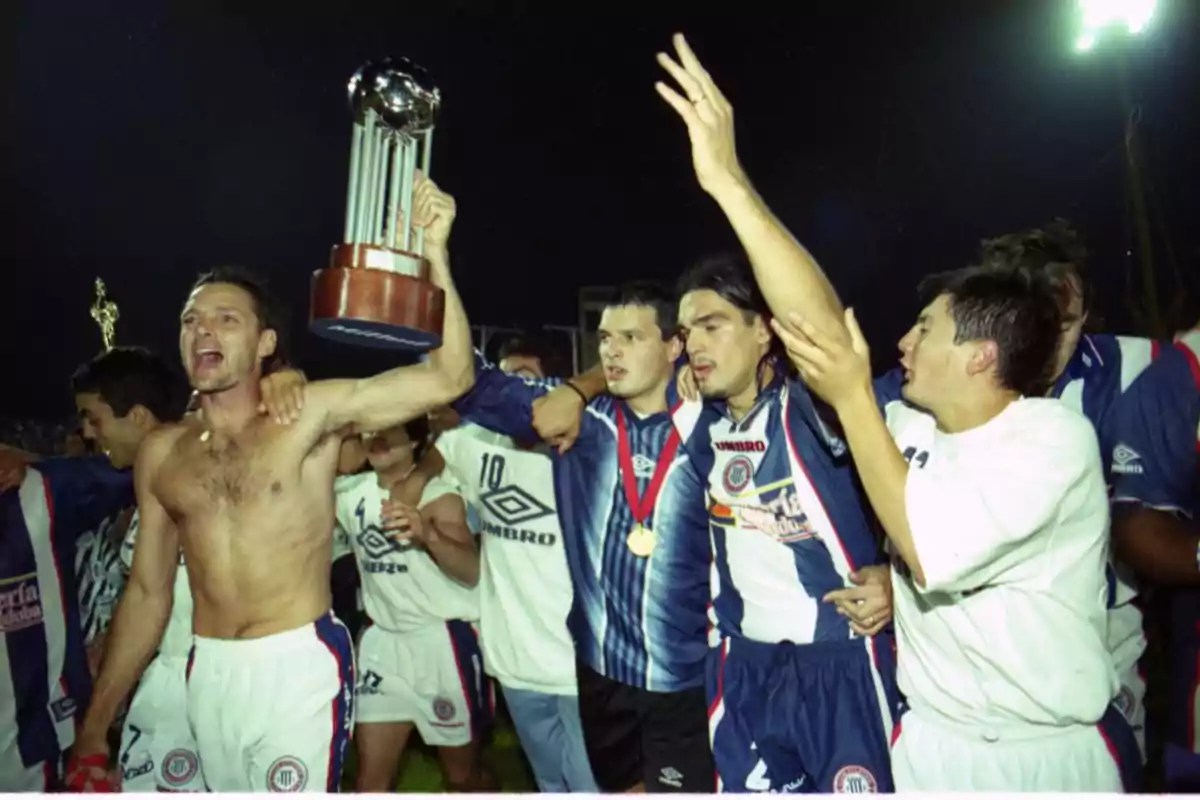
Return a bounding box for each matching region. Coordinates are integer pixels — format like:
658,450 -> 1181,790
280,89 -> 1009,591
159,429 -> 294,512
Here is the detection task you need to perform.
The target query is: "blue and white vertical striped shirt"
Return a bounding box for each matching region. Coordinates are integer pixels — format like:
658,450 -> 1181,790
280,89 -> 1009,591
0,457 -> 131,780
454,354 -> 710,692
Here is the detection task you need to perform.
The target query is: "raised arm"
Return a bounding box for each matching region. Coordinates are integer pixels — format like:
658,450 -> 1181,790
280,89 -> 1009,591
305,176 -> 474,437
73,428 -> 180,760
656,34 -> 845,337
777,308 -> 1107,593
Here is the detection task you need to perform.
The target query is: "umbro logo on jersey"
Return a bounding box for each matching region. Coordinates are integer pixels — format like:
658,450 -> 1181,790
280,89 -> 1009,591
1112,443 -> 1143,475
481,485 -> 554,527
631,454 -> 657,479
355,528 -> 413,560
714,440 -> 766,453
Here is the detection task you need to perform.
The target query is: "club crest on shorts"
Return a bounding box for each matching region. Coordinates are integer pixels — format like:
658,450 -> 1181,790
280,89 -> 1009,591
832,765 -> 877,793
161,749 -> 198,786
433,696 -> 456,721
267,756 -> 308,792
722,456 -> 754,494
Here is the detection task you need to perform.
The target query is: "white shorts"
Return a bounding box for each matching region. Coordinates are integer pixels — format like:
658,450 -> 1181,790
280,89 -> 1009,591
118,654 -> 204,791
356,620 -> 493,747
892,704 -> 1141,792
186,613 -> 355,792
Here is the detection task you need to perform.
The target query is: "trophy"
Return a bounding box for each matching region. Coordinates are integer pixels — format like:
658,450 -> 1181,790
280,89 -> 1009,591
90,277 -> 119,352
310,57 -> 446,351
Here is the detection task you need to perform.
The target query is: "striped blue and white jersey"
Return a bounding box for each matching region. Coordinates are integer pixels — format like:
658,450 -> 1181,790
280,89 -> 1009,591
454,354 -> 710,692
1051,333 -> 1161,482
1109,330 -> 1200,752
672,368 -> 882,646
0,458 -> 132,778
1050,333 -> 1160,688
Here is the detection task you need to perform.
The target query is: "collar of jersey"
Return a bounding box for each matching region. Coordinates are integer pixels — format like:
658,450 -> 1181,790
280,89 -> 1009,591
712,371 -> 785,428
616,398 -> 673,428
1051,333 -> 1103,398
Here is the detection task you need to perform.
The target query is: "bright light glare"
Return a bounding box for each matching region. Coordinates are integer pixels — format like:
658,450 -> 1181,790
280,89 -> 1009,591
1076,0 -> 1157,51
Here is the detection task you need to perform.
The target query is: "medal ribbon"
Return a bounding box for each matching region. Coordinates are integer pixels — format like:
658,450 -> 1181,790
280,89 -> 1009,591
615,405 -> 681,527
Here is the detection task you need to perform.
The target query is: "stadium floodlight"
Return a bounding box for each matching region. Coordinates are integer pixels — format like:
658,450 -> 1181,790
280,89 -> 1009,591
1075,0 -> 1157,52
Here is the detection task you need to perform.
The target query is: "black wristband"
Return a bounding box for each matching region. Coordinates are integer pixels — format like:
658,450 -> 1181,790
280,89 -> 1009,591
564,381 -> 589,405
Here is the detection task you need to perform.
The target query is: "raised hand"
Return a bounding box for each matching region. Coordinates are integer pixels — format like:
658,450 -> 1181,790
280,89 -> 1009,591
771,308 -> 872,411
655,33 -> 747,196
410,171 -> 457,257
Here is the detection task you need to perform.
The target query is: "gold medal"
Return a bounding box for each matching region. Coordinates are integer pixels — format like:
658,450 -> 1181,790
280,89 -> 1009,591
626,524 -> 656,557
614,405 -> 677,561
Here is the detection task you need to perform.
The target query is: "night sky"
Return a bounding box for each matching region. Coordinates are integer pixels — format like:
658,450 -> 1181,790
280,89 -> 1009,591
2,0 -> 1198,421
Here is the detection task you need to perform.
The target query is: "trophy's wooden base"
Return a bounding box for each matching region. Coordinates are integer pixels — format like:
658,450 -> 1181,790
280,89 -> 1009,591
310,244 -> 445,352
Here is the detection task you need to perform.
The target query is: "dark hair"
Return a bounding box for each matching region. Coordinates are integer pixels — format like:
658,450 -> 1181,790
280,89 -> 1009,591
71,346 -> 182,422
404,415 -> 432,464
675,253 -> 771,321
977,219 -> 1093,323
918,265 -> 1063,397
676,252 -> 785,377
606,281 -> 679,340
497,334 -> 565,378
191,266 -> 289,375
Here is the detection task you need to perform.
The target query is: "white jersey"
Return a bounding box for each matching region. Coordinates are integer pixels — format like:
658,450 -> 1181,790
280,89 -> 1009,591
334,472 -> 478,633
884,396 -> 1117,728
436,425 -> 577,695
119,511 -> 193,659
440,423 -> 512,534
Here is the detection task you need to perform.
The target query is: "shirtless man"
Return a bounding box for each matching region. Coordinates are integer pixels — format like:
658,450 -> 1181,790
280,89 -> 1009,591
69,175 -> 474,792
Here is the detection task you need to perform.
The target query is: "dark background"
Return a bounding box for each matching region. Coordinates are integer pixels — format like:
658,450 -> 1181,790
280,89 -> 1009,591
2,0 -> 1197,420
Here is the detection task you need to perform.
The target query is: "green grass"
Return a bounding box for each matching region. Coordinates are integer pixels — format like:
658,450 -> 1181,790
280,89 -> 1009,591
340,709 -> 535,792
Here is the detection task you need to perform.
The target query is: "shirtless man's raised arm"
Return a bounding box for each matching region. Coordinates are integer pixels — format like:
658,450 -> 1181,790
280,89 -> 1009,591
120,174 -> 477,794
289,177 -> 475,444
72,426 -> 181,771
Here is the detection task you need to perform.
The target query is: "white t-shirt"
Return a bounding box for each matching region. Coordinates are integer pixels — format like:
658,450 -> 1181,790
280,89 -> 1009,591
884,397 -> 1117,729
120,510 -> 193,659
334,472 -> 479,633
436,425 -> 577,695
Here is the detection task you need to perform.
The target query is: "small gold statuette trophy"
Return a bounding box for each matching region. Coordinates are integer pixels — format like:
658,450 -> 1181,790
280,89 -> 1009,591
90,277 -> 119,353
